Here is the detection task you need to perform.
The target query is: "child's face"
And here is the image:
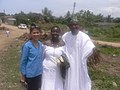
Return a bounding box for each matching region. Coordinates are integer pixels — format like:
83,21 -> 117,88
30,29 -> 41,41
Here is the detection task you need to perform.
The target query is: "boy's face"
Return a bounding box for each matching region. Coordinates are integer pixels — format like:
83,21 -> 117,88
31,29 -> 41,41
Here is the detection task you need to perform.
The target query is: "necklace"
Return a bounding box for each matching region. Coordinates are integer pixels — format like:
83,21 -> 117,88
51,40 -> 60,47
52,43 -> 59,47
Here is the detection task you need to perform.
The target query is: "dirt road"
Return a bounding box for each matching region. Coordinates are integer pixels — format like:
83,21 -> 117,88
93,40 -> 120,48
0,24 -> 28,51
0,24 -> 120,50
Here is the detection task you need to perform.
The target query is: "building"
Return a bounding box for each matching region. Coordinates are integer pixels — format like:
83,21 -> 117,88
4,16 -> 16,25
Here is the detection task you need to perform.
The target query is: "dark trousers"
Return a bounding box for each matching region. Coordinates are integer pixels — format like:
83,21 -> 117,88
25,75 -> 42,90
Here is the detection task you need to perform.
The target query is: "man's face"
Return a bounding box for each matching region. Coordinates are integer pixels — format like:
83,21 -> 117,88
69,24 -> 79,35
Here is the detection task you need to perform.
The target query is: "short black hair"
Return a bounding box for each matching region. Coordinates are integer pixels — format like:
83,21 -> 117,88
51,26 -> 61,33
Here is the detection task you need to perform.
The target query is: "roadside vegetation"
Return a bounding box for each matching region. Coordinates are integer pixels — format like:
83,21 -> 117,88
89,23 -> 120,42
0,40 -> 24,90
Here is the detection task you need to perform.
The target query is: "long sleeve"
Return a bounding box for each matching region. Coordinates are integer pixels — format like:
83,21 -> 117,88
82,34 -> 95,60
20,45 -> 29,75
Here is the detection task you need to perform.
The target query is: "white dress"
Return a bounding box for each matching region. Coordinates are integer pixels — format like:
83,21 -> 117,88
41,45 -> 64,90
62,31 -> 95,90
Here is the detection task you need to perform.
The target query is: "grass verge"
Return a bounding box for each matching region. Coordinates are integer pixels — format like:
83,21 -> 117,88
0,39 -> 25,90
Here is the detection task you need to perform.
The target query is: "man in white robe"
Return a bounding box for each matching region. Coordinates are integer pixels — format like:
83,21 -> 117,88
62,22 -> 95,90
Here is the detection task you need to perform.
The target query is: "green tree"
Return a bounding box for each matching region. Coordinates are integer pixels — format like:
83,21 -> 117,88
42,7 -> 54,23
105,15 -> 113,22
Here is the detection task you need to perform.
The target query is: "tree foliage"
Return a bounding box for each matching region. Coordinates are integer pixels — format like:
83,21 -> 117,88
2,9 -> 120,28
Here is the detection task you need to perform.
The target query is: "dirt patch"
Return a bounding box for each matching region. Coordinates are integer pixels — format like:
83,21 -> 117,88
0,24 -> 28,90
98,54 -> 120,77
0,24 -> 28,51
93,40 -> 120,48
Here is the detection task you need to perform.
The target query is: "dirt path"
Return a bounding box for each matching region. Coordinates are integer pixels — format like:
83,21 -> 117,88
0,24 -> 29,51
93,40 -> 120,48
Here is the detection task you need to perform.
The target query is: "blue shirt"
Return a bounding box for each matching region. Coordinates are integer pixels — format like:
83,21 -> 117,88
20,40 -> 43,78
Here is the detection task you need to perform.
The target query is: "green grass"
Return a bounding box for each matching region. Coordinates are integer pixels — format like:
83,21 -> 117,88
89,25 -> 120,42
0,39 -> 120,90
90,68 -> 120,90
98,46 -> 120,55
0,40 -> 24,90
93,37 -> 120,43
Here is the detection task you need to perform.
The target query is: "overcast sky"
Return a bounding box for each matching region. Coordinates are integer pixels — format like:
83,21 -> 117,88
0,0 -> 120,17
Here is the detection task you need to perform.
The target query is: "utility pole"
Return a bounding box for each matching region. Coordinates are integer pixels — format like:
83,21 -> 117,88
71,2 -> 77,21
3,10 -> 5,14
72,2 -> 76,16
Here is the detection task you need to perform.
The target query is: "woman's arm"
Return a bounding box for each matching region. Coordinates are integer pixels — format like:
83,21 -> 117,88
20,45 -> 29,76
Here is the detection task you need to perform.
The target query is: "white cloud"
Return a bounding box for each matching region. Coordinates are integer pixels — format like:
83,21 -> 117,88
98,6 -> 120,17
104,7 -> 120,13
0,0 -> 120,17
109,0 -> 120,2
93,0 -> 120,17
109,0 -> 120,7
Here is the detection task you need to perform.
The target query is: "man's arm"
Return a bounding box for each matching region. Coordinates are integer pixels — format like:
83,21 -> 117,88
87,48 -> 102,67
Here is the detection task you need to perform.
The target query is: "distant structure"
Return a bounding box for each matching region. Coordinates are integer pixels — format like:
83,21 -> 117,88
71,2 -> 77,22
4,16 -> 16,25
